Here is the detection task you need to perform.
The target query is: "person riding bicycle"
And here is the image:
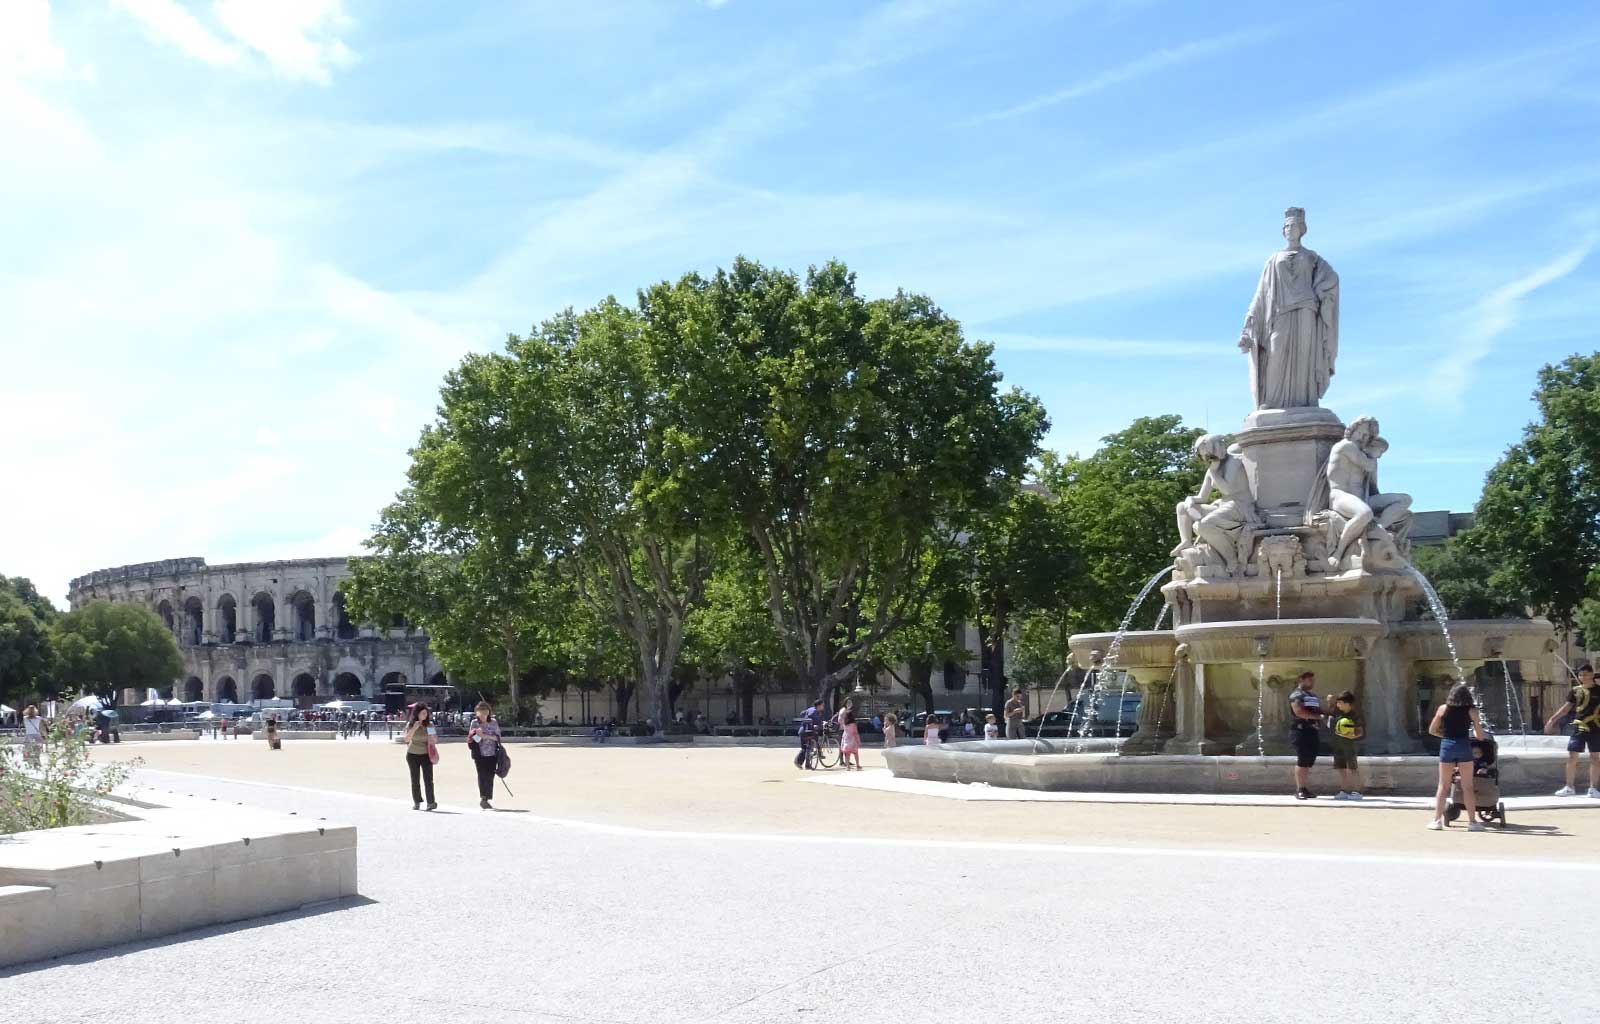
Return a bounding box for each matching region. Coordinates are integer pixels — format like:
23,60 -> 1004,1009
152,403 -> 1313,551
793,699 -> 827,770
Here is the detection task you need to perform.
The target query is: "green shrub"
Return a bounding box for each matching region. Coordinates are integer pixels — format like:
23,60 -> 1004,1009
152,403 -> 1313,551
0,720 -> 139,834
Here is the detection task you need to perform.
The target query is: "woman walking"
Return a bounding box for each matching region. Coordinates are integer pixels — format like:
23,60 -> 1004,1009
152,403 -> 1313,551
1428,684 -> 1487,831
403,704 -> 438,811
837,699 -> 862,771
22,705 -> 43,766
467,701 -> 503,809
882,710 -> 899,748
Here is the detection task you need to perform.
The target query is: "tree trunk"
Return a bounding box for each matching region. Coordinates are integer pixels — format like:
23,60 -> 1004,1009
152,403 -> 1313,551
611,680 -> 635,723
908,657 -> 935,714
504,645 -> 520,720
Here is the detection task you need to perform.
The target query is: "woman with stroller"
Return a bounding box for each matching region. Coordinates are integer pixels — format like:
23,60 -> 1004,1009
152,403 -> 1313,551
1427,683 -> 1487,831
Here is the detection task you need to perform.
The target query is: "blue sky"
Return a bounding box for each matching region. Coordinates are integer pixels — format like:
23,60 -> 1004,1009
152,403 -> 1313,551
4,1 -> 1599,604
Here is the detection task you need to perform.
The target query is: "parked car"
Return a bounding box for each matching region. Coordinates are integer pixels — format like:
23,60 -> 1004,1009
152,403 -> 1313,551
1025,691 -> 1141,737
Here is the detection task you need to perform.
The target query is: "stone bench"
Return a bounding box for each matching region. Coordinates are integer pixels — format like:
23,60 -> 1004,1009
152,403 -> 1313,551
0,794 -> 357,968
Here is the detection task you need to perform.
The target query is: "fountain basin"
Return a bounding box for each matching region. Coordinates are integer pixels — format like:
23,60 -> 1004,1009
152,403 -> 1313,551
1066,630 -> 1175,669
1392,618 -> 1555,667
883,740 -> 1572,796
1172,617 -> 1386,664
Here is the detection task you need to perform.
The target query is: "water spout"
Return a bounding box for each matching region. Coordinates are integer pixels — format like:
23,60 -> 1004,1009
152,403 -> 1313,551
1406,565 -> 1467,687
1274,568 -> 1282,621
1152,602 -> 1170,632
1074,565 -> 1171,752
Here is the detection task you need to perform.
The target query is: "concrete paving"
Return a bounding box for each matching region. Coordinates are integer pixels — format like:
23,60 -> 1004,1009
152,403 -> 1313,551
810,767 -> 1600,811
2,764 -> 1592,1024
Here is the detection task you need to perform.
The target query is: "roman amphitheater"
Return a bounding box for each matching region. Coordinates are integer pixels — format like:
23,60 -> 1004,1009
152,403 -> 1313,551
68,558 -> 447,706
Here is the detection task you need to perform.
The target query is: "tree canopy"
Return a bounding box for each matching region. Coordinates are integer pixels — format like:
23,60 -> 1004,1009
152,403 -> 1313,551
1468,353 -> 1600,631
643,258 -> 1047,697
1041,415 -> 1203,633
53,601 -> 183,697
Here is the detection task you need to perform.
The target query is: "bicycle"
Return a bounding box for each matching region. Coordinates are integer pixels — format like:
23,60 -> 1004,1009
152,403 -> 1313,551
806,723 -> 841,769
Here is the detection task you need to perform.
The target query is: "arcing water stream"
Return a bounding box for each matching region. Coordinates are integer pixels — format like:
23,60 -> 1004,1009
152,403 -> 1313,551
1073,565 -> 1172,752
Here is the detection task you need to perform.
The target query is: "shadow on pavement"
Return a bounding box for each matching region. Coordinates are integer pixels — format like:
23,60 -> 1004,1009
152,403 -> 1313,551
0,895 -> 379,978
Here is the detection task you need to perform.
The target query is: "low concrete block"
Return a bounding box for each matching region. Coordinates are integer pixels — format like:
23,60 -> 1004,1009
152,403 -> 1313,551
0,795 -> 360,969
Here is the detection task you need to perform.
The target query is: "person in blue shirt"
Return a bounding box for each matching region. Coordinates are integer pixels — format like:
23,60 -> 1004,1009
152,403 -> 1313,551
793,699 -> 826,770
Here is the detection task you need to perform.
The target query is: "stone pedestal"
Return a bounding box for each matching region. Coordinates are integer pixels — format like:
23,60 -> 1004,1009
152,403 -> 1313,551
1233,407 -> 1344,528
1120,673 -> 1178,754
1166,659 -> 1228,755
1240,673 -> 1297,756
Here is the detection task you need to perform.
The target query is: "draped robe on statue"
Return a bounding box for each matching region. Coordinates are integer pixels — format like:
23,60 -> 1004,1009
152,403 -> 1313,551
1240,247 -> 1339,409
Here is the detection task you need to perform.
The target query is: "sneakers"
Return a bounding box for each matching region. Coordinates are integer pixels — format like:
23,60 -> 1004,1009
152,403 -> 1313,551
1555,785 -> 1577,797
1426,818 -> 1444,830
479,799 -> 491,809
1467,821 -> 1487,832
1295,789 -> 1317,800
1589,788 -> 1600,799
412,801 -> 421,811
1334,791 -> 1350,801
1346,792 -> 1364,801
425,801 -> 437,811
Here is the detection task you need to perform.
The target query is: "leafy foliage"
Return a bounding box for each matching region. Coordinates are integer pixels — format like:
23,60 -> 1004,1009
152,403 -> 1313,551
1041,415 -> 1203,633
52,601 -> 182,697
0,720 -> 138,834
1469,353 -> 1600,630
1410,536 -> 1527,620
644,258 -> 1047,696
0,580 -> 55,705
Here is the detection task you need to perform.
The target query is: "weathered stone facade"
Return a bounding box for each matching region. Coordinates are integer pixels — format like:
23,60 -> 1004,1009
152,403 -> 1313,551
68,557 -> 445,704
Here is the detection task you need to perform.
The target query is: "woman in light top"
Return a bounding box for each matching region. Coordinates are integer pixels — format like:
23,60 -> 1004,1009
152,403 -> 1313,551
882,711 -> 899,748
924,714 -> 942,747
22,705 -> 43,765
402,704 -> 437,811
467,701 -> 503,810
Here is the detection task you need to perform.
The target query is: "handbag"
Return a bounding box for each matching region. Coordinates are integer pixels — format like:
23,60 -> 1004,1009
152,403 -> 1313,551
427,736 -> 440,765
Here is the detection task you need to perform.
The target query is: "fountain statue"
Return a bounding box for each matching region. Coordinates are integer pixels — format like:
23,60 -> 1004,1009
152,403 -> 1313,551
883,207 -> 1560,793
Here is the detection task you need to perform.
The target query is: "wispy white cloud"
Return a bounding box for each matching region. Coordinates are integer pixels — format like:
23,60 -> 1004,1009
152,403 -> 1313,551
0,0 -> 68,77
1427,237 -> 1595,407
966,26 -> 1280,124
111,0 -> 356,83
213,0 -> 355,84
112,0 -> 241,68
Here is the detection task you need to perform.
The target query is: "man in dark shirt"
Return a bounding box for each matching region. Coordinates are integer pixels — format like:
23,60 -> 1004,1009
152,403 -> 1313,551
1547,663 -> 1600,798
793,699 -> 826,770
1288,671 -> 1323,799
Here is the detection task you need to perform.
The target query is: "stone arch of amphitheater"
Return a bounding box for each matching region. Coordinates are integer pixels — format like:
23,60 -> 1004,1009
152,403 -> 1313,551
68,557 -> 446,706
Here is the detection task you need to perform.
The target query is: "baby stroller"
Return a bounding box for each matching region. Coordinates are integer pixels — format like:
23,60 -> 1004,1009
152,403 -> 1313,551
1443,734 -> 1506,826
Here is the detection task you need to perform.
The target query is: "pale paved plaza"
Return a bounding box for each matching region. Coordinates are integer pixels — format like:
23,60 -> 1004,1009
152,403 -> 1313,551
1,739 -> 1595,1023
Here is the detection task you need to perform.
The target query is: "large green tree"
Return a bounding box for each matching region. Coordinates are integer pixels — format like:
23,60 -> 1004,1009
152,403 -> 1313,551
344,489 -> 564,715
1041,415 -> 1203,634
962,484 -> 1075,718
1410,536 -> 1527,621
644,258 -> 1047,699
0,578 -> 55,704
1469,353 -> 1600,631
53,601 -> 182,697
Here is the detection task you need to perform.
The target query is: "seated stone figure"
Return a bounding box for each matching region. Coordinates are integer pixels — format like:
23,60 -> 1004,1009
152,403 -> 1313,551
1173,434 -> 1261,576
1321,415 -> 1412,570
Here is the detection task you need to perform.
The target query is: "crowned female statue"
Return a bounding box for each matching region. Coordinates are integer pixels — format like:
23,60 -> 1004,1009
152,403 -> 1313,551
1237,207 -> 1339,409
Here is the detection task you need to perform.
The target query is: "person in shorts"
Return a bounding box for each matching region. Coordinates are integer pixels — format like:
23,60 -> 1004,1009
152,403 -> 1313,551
1546,662 -> 1600,798
1326,691 -> 1363,800
1289,671 -> 1322,799
1427,683 -> 1487,830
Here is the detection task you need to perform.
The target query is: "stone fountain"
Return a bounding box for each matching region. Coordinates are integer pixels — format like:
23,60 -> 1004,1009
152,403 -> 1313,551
884,207 -> 1562,794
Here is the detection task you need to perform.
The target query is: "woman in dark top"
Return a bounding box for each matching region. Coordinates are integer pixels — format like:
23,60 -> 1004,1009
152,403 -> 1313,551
466,701 -> 503,809
1427,683 -> 1486,831
403,704 -> 437,811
